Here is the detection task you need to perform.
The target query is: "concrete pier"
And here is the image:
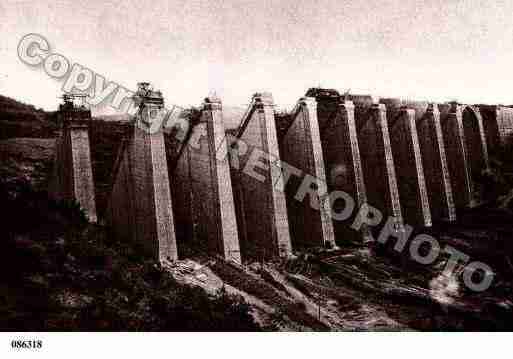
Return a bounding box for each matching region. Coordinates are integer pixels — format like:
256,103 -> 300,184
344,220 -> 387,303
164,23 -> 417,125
50,95 -> 97,223
171,97 -> 242,263
416,104 -> 456,222
230,93 -> 292,260
107,84 -> 177,262
382,99 -> 431,227
441,103 -> 489,208
308,89 -> 367,242
355,101 -> 403,232
278,97 -> 336,249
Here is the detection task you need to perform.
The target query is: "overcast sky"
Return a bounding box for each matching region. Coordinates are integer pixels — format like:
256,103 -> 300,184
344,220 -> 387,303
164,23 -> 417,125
1,0 -> 512,112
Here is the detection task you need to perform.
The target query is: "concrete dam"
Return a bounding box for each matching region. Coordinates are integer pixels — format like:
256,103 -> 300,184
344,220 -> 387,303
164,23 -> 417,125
49,84 -> 513,264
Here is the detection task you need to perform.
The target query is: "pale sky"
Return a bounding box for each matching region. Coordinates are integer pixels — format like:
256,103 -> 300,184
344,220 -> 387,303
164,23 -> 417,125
1,0 -> 512,112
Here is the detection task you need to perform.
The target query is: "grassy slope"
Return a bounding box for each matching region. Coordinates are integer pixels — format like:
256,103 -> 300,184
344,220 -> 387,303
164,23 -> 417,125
0,181 -> 259,331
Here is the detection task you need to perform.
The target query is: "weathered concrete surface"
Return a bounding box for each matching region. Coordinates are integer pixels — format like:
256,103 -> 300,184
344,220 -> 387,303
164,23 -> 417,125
308,89 -> 367,243
354,99 -> 403,231
381,99 -> 431,227
441,104 -> 489,208
49,109 -> 97,223
415,104 -> 456,222
440,104 -> 472,208
69,124 -> 97,223
171,97 -> 241,263
49,88 -> 510,265
230,93 -> 292,260
463,106 -> 489,173
107,103 -> 177,262
479,105 -> 502,155
278,97 -> 336,249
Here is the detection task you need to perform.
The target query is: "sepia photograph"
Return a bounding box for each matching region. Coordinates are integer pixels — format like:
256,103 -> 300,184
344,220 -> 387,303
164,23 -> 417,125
1,0 -> 512,355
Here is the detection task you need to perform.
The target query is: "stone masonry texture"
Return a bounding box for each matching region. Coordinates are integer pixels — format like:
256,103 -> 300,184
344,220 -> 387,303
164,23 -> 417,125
107,106 -> 177,262
440,104 -> 489,208
415,104 -> 456,222
381,99 -> 431,227
230,93 -> 292,261
54,88 -> 510,265
354,100 -> 404,233
440,104 -> 472,209
278,96 -> 336,248
49,110 -> 97,223
170,97 -> 241,263
310,90 -> 367,243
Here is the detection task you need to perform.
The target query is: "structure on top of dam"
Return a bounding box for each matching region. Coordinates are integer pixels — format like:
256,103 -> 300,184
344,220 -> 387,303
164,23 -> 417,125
50,84 -> 513,264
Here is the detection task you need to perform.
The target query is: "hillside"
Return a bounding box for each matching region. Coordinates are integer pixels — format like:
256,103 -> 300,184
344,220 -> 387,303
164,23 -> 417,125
0,180 -> 259,331
0,94 -> 57,139
0,137 -> 55,190
0,94 -> 57,189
